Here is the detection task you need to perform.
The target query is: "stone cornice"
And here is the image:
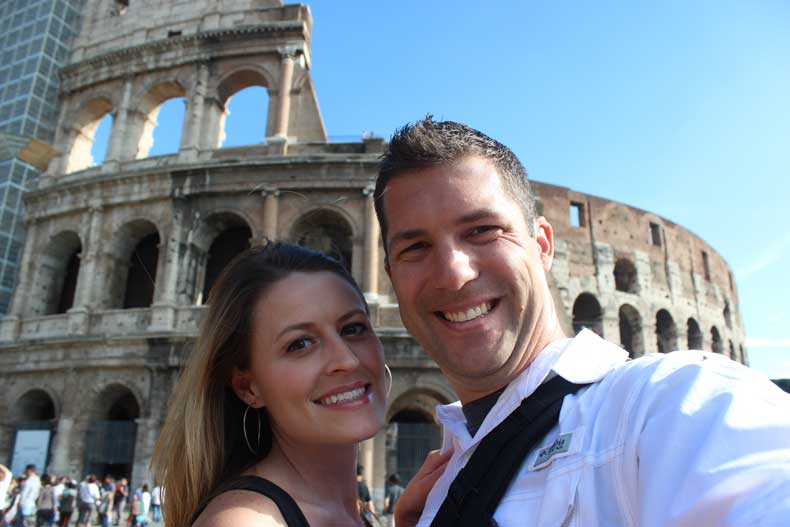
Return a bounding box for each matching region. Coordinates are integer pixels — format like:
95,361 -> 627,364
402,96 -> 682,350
60,22 -> 308,92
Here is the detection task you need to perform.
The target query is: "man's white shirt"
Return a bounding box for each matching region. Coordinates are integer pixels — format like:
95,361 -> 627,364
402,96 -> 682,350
416,330 -> 790,527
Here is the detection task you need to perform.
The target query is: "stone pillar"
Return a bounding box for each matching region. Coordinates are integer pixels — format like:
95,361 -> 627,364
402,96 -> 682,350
180,62 -> 209,156
150,207 -> 184,331
371,428 -> 388,509
8,217 -> 40,318
72,205 -> 103,309
273,48 -> 296,139
105,77 -> 134,164
261,188 -> 280,242
48,417 -> 73,475
200,97 -> 226,150
362,186 -> 380,301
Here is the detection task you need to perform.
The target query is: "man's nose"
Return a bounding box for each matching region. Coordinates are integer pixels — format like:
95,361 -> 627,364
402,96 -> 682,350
432,246 -> 478,291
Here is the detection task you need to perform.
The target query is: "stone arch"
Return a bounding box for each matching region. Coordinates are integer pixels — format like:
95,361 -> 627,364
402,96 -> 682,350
290,208 -> 354,272
130,80 -> 187,159
84,383 -> 141,481
212,66 -> 274,147
618,304 -> 643,358
12,389 -> 58,422
65,96 -> 114,173
687,317 -> 703,350
385,389 -> 448,483
28,230 -> 82,316
572,293 -> 603,336
192,211 -> 254,304
106,219 -> 161,309
613,258 -> 638,293
728,340 -> 736,360
655,309 -> 678,353
710,326 -> 723,355
723,300 -> 733,330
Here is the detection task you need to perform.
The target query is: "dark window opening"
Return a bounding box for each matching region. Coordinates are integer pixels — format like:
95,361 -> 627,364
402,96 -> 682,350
710,327 -> 723,354
569,202 -> 585,228
618,304 -> 643,358
723,301 -> 732,329
687,318 -> 703,350
17,390 -> 56,421
167,30 -> 182,38
572,293 -> 603,336
702,251 -> 710,281
613,258 -> 638,293
389,410 -> 441,485
123,233 -> 159,309
655,309 -> 678,353
56,248 -> 80,314
649,222 -> 662,247
202,226 -> 252,304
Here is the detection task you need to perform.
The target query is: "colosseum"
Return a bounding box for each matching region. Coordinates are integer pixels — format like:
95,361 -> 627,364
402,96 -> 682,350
0,0 -> 745,504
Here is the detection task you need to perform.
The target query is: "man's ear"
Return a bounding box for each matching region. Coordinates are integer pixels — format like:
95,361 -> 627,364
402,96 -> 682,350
231,368 -> 265,408
535,216 -> 555,273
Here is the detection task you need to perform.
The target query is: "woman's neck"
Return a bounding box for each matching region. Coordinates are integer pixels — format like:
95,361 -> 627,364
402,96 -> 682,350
249,439 -> 365,526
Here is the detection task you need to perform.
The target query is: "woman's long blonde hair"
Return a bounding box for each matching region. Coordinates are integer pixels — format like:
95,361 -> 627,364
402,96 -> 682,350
150,242 -> 364,527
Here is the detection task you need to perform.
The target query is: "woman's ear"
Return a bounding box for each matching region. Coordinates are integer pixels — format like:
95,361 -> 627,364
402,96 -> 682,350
231,368 -> 265,408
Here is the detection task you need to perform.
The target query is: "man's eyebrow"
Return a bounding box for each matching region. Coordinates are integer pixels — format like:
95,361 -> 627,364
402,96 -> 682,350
389,229 -> 428,246
456,209 -> 499,225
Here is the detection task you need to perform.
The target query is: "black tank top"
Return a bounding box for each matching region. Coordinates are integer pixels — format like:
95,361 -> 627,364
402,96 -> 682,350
201,475 -> 310,527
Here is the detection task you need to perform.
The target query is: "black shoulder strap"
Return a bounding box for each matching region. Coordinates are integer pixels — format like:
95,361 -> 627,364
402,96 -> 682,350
430,376 -> 589,527
206,475 -> 310,527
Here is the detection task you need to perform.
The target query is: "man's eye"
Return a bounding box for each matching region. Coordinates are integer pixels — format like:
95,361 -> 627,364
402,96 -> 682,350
469,225 -> 501,238
341,322 -> 368,337
399,241 -> 429,256
286,337 -> 313,353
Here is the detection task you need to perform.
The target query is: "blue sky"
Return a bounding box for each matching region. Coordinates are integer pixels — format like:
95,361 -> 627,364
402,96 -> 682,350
92,1 -> 790,377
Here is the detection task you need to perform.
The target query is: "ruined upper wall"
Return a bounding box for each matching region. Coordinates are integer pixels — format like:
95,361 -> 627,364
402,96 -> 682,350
70,1 -> 307,64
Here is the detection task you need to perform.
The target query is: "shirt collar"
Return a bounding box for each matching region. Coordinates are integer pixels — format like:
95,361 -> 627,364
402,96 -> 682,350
436,329 -> 629,453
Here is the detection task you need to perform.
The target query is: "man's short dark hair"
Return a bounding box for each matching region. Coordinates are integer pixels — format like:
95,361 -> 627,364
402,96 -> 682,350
375,116 -> 538,258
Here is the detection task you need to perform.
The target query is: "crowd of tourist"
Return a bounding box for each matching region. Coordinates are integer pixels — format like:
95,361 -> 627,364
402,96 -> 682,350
0,464 -> 161,527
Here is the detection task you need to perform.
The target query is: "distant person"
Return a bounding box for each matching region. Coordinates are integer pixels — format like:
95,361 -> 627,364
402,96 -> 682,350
0,464 -> 12,515
356,465 -> 375,525
75,475 -> 99,527
57,481 -> 76,527
97,476 -> 114,527
34,474 -> 55,527
149,485 -> 161,524
15,465 -> 40,527
382,474 -> 404,527
112,478 -> 128,527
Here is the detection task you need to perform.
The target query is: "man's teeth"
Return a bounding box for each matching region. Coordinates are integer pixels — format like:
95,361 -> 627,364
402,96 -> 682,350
443,302 -> 492,323
319,386 -> 366,406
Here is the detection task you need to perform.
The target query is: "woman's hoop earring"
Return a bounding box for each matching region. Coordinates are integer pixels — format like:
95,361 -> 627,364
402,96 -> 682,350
243,405 -> 261,455
384,364 -> 393,398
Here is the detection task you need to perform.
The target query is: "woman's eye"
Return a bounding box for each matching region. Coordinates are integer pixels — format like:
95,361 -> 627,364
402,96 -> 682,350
341,322 -> 368,337
286,336 -> 313,353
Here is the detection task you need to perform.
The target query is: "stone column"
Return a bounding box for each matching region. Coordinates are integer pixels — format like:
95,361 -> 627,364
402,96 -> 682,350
272,48 -> 296,139
104,77 -> 134,164
261,188 -> 280,242
48,417 -> 73,475
8,217 -> 40,317
149,206 -> 185,331
180,62 -> 209,156
200,97 -> 226,150
362,186 -> 380,301
72,205 -> 103,309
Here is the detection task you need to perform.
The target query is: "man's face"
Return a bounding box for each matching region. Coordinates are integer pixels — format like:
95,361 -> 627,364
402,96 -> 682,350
383,156 -> 556,402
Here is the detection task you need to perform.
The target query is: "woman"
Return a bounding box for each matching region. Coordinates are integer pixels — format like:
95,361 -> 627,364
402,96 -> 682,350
151,242 -> 391,526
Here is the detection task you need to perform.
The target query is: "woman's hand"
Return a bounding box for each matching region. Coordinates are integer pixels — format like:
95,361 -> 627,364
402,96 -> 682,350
394,448 -> 454,527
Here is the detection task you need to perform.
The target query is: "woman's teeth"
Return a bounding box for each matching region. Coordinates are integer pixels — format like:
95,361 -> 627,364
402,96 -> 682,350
319,386 -> 366,406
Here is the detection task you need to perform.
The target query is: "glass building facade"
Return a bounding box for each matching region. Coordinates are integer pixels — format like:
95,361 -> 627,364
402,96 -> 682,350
0,0 -> 84,312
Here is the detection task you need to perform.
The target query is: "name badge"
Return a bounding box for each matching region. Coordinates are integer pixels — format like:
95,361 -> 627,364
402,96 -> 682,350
530,430 -> 580,471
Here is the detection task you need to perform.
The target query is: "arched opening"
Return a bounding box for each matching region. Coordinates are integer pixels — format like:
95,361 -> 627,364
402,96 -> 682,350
134,82 -> 187,159
618,304 -> 643,358
221,86 -> 270,147
292,210 -> 353,272
201,225 -> 252,304
728,340 -> 735,360
66,97 -> 113,173
723,301 -> 733,330
710,326 -> 723,355
572,293 -> 603,336
29,231 -> 82,316
216,70 -> 271,148
91,113 -> 113,166
739,344 -> 746,365
387,409 -> 441,484
613,258 -> 638,293
84,385 -> 140,481
9,390 -> 56,475
687,318 -> 703,350
655,309 -> 678,353
123,232 -> 160,308
107,220 -> 160,310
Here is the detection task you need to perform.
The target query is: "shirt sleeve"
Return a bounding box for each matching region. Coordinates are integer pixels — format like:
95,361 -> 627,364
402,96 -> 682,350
625,353 -> 790,526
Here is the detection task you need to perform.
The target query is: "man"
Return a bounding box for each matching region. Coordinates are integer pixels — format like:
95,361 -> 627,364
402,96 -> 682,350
356,465 -> 375,524
76,474 -> 100,527
15,464 -> 40,527
0,464 -> 12,515
112,478 -> 128,526
374,117 -> 790,525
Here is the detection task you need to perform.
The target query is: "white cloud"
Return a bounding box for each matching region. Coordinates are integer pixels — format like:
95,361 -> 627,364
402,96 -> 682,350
737,232 -> 790,280
745,337 -> 790,348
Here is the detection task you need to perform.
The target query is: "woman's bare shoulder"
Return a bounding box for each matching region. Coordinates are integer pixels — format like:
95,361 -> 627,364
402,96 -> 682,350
192,489 -> 288,527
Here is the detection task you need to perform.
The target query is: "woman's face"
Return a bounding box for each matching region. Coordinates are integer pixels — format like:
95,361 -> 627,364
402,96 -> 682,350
236,271 -> 386,447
